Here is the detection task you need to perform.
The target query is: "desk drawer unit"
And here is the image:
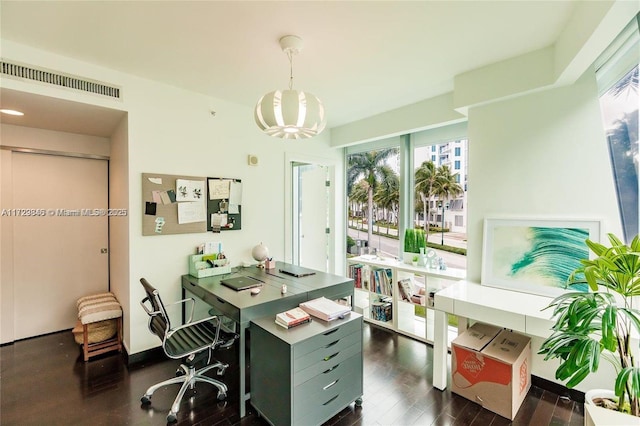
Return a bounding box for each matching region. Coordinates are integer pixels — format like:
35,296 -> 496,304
250,314 -> 363,426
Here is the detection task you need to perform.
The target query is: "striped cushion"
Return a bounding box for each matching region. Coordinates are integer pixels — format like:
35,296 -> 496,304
76,292 -> 116,309
77,292 -> 122,325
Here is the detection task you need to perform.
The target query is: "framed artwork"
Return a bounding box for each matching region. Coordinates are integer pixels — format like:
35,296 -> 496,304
481,218 -> 601,297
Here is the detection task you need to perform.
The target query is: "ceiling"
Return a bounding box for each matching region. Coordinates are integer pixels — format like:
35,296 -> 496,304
0,1 -> 581,137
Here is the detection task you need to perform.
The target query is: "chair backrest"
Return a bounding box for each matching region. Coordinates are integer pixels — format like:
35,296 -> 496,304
139,278 -> 171,341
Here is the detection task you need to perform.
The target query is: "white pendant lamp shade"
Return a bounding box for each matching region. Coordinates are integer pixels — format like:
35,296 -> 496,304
255,89 -> 326,139
255,35 -> 326,139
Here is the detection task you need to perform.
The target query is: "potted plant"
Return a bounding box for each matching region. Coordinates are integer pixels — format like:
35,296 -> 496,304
403,228 -> 426,264
538,233 -> 640,419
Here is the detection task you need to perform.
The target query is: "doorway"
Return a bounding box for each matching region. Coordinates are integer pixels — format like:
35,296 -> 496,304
11,152 -> 109,339
292,163 -> 329,271
285,154 -> 336,273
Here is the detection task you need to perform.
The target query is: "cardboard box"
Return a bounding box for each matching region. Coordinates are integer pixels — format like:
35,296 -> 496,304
451,324 -> 531,420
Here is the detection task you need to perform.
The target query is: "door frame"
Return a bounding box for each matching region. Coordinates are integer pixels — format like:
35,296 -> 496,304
284,152 -> 336,273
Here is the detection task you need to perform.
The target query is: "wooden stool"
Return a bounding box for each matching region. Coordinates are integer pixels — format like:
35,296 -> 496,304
74,292 -> 123,361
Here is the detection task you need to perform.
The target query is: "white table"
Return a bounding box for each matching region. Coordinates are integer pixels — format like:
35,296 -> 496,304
432,280 -> 555,390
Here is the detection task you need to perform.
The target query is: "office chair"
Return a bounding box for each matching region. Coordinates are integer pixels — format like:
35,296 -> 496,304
139,278 -> 238,423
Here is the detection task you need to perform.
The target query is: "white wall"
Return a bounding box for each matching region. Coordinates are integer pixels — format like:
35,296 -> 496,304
466,71 -> 622,390
0,40 -> 345,354
108,115 -> 130,346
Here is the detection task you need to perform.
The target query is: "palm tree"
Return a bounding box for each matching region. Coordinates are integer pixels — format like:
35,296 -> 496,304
347,149 -> 398,245
373,165 -> 399,235
414,161 -> 438,234
434,165 -> 463,229
348,180 -> 369,230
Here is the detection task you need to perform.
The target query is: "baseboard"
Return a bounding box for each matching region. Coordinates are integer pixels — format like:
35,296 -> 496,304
532,375 -> 585,403
126,345 -> 165,366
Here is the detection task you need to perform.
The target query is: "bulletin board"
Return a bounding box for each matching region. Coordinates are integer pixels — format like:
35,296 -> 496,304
142,173 -> 207,236
206,177 -> 242,231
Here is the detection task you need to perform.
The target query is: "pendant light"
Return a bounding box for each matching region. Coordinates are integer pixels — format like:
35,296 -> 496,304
254,35 -> 326,139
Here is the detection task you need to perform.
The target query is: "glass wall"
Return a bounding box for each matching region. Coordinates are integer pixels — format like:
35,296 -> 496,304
595,15 -> 639,242
345,124 -> 467,343
346,142 -> 401,259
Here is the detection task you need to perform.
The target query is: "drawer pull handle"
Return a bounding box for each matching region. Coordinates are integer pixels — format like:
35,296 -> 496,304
324,340 -> 339,348
323,328 -> 339,336
323,363 -> 340,374
323,352 -> 339,362
216,297 -> 226,304
323,379 -> 339,390
323,394 -> 340,406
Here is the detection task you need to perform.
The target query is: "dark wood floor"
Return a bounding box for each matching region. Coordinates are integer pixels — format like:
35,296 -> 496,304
0,323 -> 583,426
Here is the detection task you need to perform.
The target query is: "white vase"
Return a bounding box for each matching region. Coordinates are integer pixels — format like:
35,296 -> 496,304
418,247 -> 427,267
584,389 -> 639,425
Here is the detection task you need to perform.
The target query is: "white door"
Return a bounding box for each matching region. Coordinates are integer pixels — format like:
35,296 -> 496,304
12,152 -> 109,339
294,163 -> 329,272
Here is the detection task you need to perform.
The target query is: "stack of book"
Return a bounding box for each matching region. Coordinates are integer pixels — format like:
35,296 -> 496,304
371,296 -> 392,322
299,297 -> 352,321
275,307 -> 311,329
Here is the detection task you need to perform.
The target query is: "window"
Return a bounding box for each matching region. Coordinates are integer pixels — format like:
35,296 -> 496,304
455,147 -> 461,156
346,142 -> 400,259
346,125 -> 468,265
595,15 -> 639,241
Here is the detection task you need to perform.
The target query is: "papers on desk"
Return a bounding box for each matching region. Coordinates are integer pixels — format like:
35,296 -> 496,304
299,297 -> 352,322
275,307 -> 311,329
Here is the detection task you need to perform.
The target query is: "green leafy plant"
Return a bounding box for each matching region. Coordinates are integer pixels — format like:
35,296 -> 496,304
538,233 -> 640,416
404,229 -> 416,253
404,228 -> 426,254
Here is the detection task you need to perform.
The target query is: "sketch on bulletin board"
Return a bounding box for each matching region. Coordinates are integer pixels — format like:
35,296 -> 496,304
176,179 -> 205,202
207,177 -> 242,232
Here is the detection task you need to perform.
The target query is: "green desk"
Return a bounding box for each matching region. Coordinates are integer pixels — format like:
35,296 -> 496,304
181,262 -> 354,418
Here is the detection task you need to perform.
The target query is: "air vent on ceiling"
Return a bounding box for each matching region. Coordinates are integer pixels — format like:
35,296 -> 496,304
1,60 -> 121,99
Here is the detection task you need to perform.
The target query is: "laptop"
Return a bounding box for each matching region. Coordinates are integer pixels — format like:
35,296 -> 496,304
279,265 -> 316,278
220,276 -> 263,291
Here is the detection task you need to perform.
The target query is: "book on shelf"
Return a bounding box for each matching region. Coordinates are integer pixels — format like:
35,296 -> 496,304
349,263 -> 363,289
371,296 -> 392,322
299,297 -> 352,321
370,267 -> 393,296
397,278 -> 413,302
275,307 -> 311,329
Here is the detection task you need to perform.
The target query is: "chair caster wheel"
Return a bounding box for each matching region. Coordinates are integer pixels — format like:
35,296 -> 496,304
167,412 -> 177,423
217,392 -> 227,401
141,395 -> 151,405
355,397 -> 363,406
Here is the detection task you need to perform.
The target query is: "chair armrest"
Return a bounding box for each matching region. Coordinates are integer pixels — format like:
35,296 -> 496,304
164,298 -> 196,324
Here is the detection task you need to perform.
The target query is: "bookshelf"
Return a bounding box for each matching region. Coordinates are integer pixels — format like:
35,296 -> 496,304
347,255 -> 465,343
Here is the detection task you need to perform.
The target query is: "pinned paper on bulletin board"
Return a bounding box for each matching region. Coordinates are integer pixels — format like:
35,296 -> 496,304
207,177 -> 241,231
176,179 -> 205,202
142,173 -> 207,236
